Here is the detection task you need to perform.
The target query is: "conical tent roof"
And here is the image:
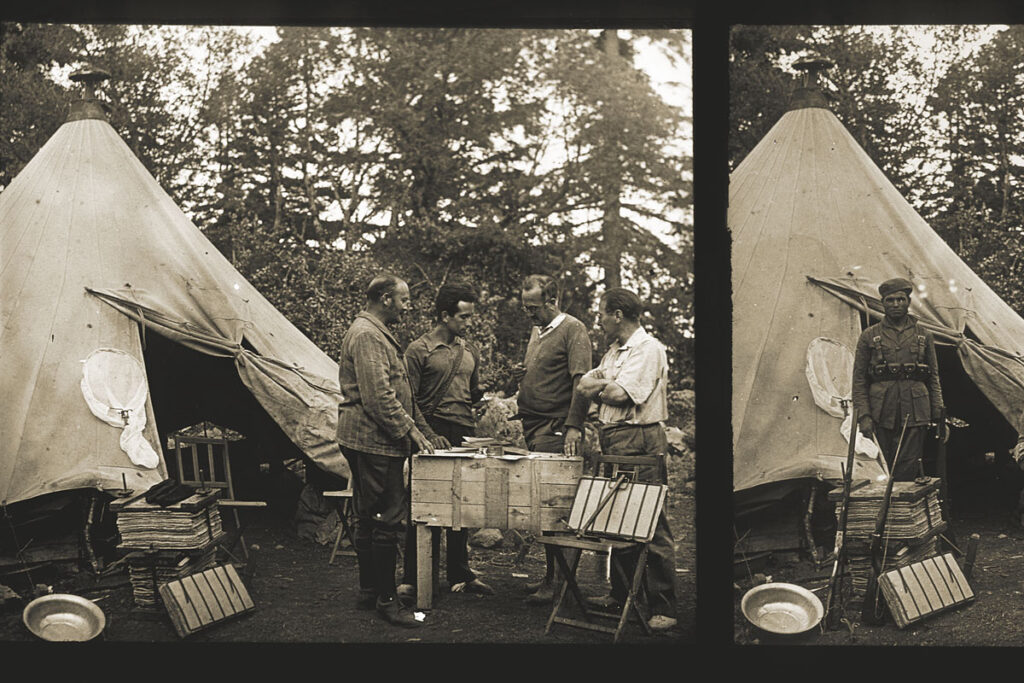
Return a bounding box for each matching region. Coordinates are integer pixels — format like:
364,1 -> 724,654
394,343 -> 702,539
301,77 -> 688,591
0,97 -> 345,505
731,99 -> 1024,494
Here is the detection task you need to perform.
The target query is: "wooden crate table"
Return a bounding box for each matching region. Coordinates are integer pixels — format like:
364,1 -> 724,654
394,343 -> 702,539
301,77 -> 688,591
410,449 -> 583,609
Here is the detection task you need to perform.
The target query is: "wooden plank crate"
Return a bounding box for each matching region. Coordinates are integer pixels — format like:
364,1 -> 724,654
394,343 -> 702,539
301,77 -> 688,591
879,552 -> 975,628
159,564 -> 255,638
411,452 -> 583,532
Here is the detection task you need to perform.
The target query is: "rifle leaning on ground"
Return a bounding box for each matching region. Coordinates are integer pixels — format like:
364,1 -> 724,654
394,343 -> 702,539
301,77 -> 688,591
861,413 -> 911,626
934,409 -> 957,549
823,402 -> 860,630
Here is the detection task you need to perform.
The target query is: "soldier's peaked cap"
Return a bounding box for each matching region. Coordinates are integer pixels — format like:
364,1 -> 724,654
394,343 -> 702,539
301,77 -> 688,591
878,278 -> 914,298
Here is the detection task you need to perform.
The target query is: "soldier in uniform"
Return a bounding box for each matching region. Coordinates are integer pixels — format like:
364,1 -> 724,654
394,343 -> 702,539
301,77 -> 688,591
852,277 -> 945,481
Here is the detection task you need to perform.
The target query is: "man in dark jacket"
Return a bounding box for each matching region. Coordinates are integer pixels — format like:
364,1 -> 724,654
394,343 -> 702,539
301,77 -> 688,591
852,277 -> 945,481
337,273 -> 436,628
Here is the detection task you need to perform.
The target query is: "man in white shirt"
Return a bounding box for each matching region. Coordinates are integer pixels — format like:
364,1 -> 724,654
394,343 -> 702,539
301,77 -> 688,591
576,287 -> 678,632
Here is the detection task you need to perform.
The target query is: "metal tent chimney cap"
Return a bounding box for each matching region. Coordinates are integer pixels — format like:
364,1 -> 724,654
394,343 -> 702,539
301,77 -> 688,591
69,64 -> 112,85
793,54 -> 835,74
66,64 -> 112,122
788,53 -> 834,112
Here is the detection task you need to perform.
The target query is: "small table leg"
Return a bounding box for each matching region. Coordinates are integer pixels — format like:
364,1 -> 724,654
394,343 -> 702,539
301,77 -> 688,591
416,523 -> 433,610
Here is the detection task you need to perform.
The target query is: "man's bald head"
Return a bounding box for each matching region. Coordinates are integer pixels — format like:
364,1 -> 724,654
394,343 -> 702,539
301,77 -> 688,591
367,273 -> 404,303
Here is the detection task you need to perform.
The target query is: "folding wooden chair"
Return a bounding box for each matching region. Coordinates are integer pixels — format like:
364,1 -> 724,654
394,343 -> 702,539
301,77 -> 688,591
324,483 -> 356,564
538,454 -> 666,643
171,433 -> 267,565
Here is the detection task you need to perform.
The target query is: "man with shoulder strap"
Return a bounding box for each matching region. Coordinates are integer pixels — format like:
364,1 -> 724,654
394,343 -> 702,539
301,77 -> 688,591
852,277 -> 946,481
575,287 -> 678,632
336,273 -> 436,628
397,281 -> 494,600
509,274 -> 593,604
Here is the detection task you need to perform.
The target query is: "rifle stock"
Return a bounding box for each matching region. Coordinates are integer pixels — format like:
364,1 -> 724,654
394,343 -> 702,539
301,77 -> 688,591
824,404 -> 859,629
861,414 -> 911,625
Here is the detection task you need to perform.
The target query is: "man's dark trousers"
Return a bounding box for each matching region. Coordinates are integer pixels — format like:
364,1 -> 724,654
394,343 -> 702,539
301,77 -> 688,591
599,423 -> 677,619
875,424 -> 927,481
522,416 -> 567,583
402,418 -> 476,587
342,445 -> 407,600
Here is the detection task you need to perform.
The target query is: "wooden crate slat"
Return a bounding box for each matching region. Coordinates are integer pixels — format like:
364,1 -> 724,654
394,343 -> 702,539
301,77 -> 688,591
484,466 -> 509,529
909,561 -> 942,611
181,575 -> 215,626
899,566 -> 930,614
932,554 -> 966,602
411,480 -> 576,508
209,566 -> 245,613
222,564 -> 255,610
922,558 -> 955,607
880,568 -> 920,627
412,503 -> 571,530
161,580 -> 202,635
634,484 -> 665,542
190,572 -> 227,621
943,553 -> 974,599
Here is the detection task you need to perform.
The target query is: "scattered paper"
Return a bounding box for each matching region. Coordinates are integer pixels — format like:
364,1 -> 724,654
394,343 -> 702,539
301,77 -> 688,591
413,612 -> 426,622
511,573 -> 529,578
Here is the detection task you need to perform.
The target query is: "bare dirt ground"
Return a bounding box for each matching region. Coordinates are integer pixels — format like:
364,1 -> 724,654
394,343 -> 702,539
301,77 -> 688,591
0,461 -> 693,645
733,506 -> 1024,646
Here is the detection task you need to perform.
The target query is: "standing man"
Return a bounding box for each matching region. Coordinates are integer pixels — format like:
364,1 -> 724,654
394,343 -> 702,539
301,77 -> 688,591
336,273 -> 436,628
852,277 -> 945,481
511,274 -> 593,605
576,288 -> 678,631
398,282 -> 494,599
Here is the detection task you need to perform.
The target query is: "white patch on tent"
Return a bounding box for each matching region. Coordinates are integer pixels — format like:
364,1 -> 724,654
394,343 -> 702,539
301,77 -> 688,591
79,348 -> 159,469
804,337 -> 884,469
948,278 -> 958,294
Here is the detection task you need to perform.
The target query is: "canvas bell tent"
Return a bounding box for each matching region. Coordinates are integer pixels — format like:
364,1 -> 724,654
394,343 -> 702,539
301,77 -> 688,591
0,69 -> 346,510
732,59 -> 1024,538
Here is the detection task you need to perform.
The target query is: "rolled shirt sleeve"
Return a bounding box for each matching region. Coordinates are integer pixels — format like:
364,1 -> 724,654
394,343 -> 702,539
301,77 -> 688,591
611,338 -> 663,406
352,331 -> 415,442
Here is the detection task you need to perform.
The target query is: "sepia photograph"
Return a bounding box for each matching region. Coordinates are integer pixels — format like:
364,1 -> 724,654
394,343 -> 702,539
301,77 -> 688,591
0,22 -> 693,644
731,23 -> 1024,645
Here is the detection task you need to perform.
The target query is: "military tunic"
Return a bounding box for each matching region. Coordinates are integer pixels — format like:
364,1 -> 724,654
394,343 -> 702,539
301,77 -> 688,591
851,315 -> 944,479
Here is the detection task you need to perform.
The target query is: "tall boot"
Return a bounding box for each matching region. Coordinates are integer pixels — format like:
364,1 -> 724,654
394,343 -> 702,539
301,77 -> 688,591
373,542 -> 420,628
354,541 -> 376,610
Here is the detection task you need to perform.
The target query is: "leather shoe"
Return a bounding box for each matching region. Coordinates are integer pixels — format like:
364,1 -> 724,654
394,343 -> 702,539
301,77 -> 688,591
648,615 -> 677,631
376,597 -> 422,628
524,582 -> 555,605
585,594 -> 622,611
452,578 -> 494,595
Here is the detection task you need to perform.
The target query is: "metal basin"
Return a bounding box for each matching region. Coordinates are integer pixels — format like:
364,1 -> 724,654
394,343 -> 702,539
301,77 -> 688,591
741,582 -> 823,635
23,594 -> 106,642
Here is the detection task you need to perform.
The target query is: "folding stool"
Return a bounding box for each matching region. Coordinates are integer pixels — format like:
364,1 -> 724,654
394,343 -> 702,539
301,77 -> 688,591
538,454 -> 666,642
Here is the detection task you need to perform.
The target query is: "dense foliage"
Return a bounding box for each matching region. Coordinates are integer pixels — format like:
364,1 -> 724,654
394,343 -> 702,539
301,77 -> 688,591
730,24 -> 1024,323
1,23 -> 692,390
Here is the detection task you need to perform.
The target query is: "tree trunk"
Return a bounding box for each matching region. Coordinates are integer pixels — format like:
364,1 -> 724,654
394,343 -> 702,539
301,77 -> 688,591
601,29 -> 624,290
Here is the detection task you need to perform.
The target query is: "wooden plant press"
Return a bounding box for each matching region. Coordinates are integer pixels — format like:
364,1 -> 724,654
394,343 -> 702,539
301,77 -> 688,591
538,460 -> 667,643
